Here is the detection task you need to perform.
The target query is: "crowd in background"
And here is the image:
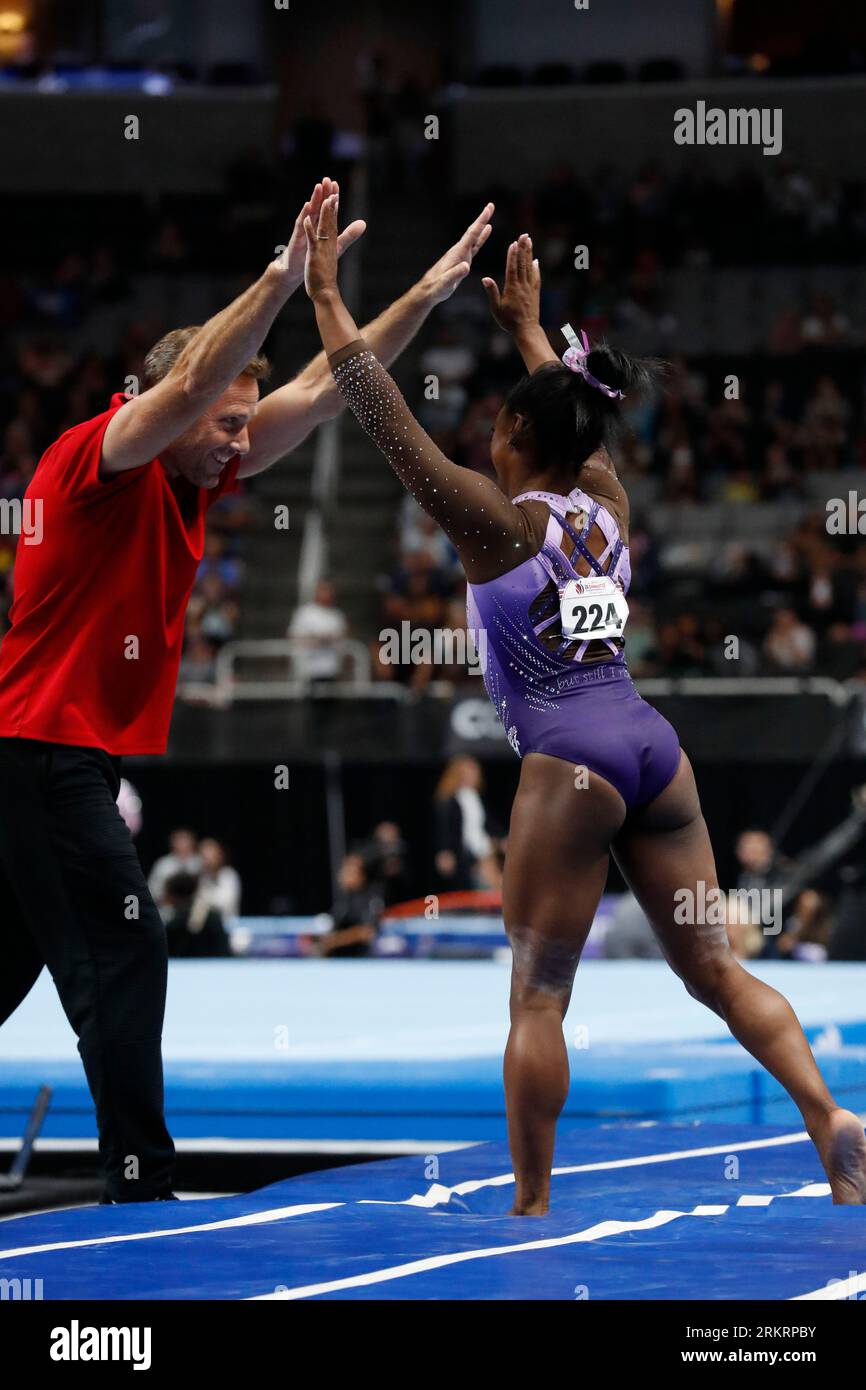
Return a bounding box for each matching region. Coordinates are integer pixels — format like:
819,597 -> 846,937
485,160 -> 866,277
139,761 -> 866,964
3,154 -> 865,686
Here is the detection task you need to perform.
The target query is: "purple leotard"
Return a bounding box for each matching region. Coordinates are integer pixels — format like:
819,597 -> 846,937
466,487 -> 681,808
329,341 -> 682,809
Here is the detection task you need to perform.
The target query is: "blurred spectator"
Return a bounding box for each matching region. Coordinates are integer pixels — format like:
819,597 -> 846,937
178,633 -> 218,683
433,756 -> 501,891
735,828 -> 787,895
163,871 -> 232,959
778,888 -> 832,961
398,496 -> 460,575
734,827 -> 792,959
763,606 -> 817,672
198,531 -> 244,591
620,599 -> 656,675
361,821 -> 412,907
801,293 -> 850,346
197,838 -> 242,918
418,323 -> 478,434
148,829 -> 201,909
288,578 -> 348,683
313,852 -> 383,958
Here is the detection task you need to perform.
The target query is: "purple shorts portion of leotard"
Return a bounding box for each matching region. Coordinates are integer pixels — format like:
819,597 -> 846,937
516,662 -> 681,808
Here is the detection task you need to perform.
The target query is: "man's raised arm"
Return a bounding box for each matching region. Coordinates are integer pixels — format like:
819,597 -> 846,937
238,202 -> 495,477
101,177 -> 365,476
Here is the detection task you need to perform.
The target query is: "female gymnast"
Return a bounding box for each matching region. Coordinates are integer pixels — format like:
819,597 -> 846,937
304,193 -> 866,1215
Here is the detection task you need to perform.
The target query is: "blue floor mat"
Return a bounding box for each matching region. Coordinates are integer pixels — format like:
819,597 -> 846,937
2,1122 -> 864,1300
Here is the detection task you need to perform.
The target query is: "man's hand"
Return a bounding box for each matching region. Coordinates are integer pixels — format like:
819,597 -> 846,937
417,202 -> 495,305
276,176 -> 366,288
481,233 -> 541,334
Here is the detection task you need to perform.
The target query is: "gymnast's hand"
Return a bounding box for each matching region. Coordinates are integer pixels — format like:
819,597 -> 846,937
303,192 -> 344,300
482,234 -> 541,334
417,202 -> 495,305
483,235 -> 558,373
280,181 -> 363,293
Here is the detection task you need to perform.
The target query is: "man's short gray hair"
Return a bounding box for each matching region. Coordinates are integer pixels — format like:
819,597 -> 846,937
142,327 -> 270,390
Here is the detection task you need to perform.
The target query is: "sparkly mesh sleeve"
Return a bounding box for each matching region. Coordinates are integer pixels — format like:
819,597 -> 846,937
329,341 -> 540,584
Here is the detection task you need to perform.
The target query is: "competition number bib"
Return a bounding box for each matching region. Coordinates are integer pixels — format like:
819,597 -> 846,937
559,574 -> 629,643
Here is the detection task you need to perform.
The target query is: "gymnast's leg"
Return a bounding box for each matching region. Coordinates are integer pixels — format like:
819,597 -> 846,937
613,750 -> 866,1204
502,752 -> 626,1215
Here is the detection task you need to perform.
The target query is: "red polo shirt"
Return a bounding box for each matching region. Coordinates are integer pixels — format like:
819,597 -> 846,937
0,393 -> 240,754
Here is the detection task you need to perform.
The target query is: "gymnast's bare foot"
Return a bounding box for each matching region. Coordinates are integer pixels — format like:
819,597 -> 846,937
813,1109 -> 866,1204
510,1185 -> 549,1216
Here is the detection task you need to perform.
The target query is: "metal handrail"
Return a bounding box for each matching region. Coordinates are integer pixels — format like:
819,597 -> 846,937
177,655 -> 858,709
637,676 -> 854,706
225,634 -> 367,681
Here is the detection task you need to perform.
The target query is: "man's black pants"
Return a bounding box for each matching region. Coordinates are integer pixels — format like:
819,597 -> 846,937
0,738 -> 175,1201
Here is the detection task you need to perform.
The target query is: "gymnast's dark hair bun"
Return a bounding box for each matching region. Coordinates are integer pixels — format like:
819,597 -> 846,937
504,339 -> 664,471
584,343 -> 658,401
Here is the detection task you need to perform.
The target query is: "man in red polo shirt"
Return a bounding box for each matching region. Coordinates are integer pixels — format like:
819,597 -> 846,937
0,180 -> 493,1203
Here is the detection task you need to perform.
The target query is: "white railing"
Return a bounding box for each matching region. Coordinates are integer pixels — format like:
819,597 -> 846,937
637,676 -> 853,707
178,654 -> 860,709
179,637 -> 410,705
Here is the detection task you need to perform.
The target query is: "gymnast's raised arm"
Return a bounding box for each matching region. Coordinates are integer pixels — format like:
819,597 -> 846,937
482,234 -> 560,374
304,194 -> 538,585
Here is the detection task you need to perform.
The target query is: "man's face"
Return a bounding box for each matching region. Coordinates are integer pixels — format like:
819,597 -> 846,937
163,377 -> 259,489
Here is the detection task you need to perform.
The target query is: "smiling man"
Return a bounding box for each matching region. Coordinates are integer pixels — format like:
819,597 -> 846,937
0,178 -> 493,1204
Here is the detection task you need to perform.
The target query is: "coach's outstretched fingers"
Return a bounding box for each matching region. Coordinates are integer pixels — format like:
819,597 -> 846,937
419,201 -> 495,305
